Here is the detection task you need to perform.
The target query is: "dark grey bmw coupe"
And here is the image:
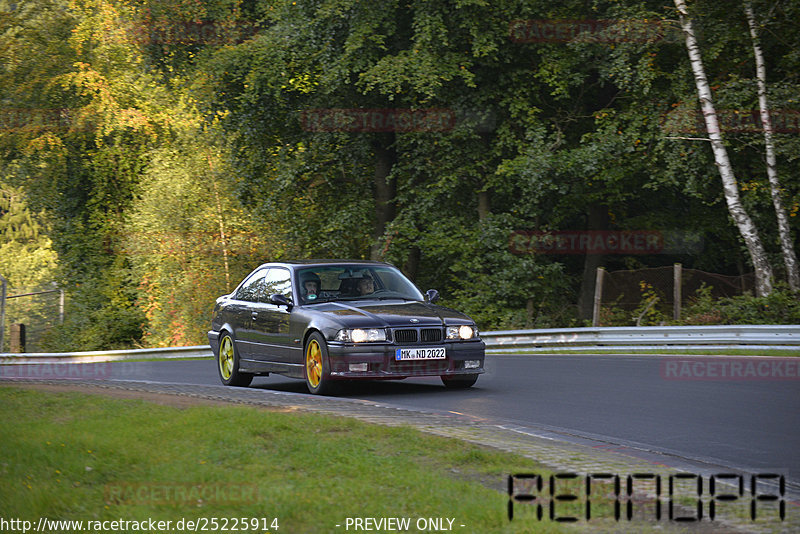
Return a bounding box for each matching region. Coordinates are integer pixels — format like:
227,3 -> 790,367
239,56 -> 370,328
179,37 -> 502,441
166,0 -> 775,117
208,260 -> 485,395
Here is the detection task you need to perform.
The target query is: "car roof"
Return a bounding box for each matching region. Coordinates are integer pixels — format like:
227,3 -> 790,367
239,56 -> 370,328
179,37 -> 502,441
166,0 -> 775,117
259,259 -> 396,270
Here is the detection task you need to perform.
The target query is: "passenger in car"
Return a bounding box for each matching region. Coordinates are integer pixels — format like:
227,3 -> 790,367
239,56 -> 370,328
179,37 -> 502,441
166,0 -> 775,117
357,277 -> 375,296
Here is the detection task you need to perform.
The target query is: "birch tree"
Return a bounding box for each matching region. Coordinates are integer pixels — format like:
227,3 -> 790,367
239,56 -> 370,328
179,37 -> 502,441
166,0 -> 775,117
673,0 -> 773,296
744,1 -> 799,291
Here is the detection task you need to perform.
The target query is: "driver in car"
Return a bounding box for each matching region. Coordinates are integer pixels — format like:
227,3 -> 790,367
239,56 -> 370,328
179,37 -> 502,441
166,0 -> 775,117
300,272 -> 321,302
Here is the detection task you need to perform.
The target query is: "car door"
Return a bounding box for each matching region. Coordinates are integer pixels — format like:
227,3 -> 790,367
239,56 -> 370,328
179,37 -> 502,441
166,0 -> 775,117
231,268 -> 268,359
249,267 -> 295,363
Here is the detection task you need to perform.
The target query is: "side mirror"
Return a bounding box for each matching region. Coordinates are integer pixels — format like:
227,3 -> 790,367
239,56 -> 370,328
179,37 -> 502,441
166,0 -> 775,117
269,293 -> 293,310
425,289 -> 440,303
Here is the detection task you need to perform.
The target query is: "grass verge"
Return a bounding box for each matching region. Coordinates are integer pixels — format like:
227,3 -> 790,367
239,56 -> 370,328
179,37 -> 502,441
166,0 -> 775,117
1,385 -> 739,533
0,386 -> 569,533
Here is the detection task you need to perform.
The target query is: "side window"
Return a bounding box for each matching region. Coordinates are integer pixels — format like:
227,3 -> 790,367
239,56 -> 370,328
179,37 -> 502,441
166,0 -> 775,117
263,268 -> 293,303
235,270 -> 266,302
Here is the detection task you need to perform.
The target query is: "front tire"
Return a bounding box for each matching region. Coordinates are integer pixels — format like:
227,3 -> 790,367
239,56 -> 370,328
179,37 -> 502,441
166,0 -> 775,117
217,333 -> 253,387
304,332 -> 336,395
441,373 -> 479,389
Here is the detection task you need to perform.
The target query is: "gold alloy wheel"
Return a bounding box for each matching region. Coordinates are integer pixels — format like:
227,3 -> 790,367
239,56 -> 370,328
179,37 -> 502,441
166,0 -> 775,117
219,335 -> 234,381
306,339 -> 323,388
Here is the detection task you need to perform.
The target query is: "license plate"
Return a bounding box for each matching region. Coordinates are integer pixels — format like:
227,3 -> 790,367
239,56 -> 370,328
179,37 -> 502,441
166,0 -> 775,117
395,347 -> 446,361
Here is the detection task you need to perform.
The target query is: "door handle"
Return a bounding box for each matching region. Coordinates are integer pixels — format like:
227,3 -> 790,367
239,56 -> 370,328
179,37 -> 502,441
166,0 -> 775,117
251,311 -> 258,319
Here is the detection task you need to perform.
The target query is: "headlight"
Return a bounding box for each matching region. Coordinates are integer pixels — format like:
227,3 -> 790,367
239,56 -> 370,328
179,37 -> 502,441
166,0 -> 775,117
335,328 -> 387,343
446,325 -> 477,340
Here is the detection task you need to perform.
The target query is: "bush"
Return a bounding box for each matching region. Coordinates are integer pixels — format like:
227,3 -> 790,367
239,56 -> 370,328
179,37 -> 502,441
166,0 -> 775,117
680,284 -> 800,325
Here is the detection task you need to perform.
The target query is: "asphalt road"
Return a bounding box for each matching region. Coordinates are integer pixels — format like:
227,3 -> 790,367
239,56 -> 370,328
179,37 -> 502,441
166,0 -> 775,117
35,353 -> 800,488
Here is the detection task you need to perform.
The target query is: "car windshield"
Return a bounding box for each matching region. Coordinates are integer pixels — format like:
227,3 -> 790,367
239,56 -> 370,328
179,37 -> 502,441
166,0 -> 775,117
295,264 -> 424,304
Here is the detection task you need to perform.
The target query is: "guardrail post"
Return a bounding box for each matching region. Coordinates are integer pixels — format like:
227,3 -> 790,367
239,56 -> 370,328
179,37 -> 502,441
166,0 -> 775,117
592,267 -> 605,327
674,263 -> 682,321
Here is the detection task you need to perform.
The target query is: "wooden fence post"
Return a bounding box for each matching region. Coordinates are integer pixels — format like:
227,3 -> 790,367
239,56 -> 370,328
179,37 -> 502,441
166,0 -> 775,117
592,267 -> 605,327
673,263 -> 682,321
10,323 -> 25,353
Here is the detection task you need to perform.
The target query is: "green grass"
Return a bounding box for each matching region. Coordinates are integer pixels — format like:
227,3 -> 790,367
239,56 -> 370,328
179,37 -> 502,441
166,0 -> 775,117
1,386 -> 747,533
0,386 -> 572,533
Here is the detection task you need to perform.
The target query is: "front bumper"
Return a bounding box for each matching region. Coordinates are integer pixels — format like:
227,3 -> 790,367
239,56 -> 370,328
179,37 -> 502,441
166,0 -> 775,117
326,340 -> 485,379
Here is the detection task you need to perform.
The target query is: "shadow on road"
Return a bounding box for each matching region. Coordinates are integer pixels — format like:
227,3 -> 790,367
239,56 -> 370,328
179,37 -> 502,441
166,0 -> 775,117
249,377 -> 464,398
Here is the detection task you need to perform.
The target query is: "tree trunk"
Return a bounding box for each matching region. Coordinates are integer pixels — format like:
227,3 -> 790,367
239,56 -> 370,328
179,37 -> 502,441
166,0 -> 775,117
674,0 -> 773,296
369,134 -> 397,260
403,245 -> 420,282
207,154 -> 231,292
477,190 -> 490,221
744,2 -> 799,291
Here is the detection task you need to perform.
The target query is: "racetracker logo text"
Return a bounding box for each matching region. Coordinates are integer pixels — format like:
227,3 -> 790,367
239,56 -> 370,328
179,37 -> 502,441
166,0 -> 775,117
662,108 -> 800,134
509,19 -> 677,44
0,363 -> 111,379
300,108 -> 456,133
126,21 -> 260,46
661,358 -> 800,381
104,483 -> 260,505
0,108 -> 76,132
510,230 -> 662,255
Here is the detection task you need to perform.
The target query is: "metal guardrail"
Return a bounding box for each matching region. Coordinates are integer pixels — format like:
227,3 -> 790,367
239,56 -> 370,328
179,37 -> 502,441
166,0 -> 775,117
482,325 -> 800,353
0,345 -> 212,364
1,325 -> 798,363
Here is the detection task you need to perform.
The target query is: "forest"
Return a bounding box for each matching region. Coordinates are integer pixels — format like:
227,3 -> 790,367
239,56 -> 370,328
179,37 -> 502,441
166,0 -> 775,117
1,0 -> 799,350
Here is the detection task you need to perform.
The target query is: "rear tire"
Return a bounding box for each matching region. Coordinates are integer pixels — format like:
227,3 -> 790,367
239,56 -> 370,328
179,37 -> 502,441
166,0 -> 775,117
217,333 -> 253,387
441,373 -> 478,389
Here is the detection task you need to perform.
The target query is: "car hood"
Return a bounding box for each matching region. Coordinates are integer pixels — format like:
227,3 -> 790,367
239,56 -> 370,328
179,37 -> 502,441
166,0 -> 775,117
309,300 -> 472,327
